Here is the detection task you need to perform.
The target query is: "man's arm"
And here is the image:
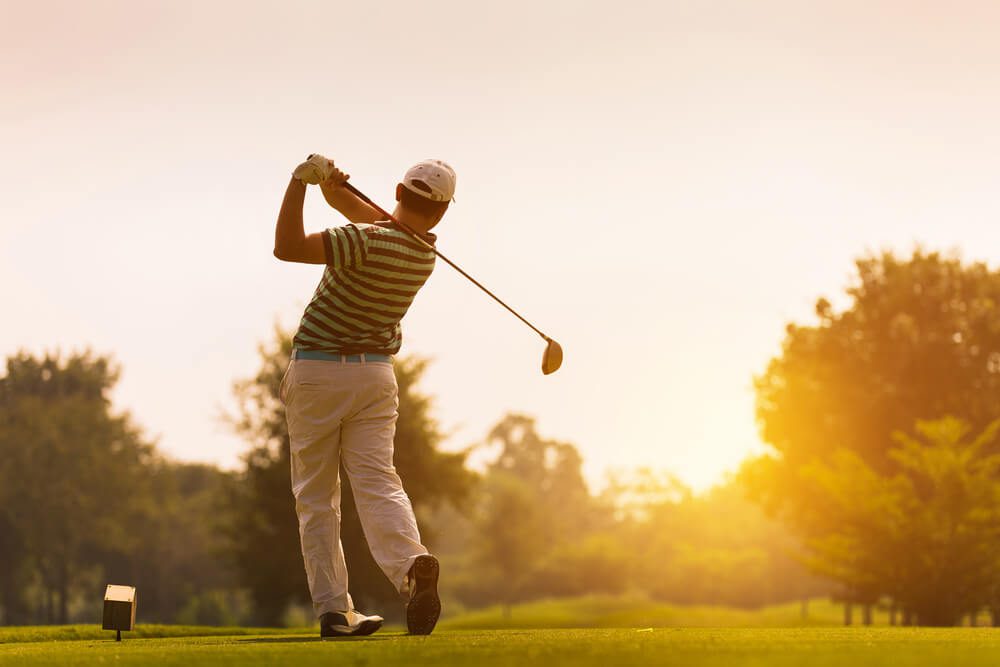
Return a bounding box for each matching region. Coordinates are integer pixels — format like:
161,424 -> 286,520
273,177 -> 326,264
320,179 -> 383,224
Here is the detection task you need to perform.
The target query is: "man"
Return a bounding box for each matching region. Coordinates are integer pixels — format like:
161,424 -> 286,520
273,154 -> 455,638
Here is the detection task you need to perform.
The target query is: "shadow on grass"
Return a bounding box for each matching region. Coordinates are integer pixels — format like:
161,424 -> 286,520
237,636 -> 393,644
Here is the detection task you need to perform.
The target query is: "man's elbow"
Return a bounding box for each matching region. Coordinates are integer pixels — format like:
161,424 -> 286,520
273,236 -> 324,264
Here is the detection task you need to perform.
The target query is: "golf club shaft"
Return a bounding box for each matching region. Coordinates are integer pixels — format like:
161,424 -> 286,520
343,182 -> 553,342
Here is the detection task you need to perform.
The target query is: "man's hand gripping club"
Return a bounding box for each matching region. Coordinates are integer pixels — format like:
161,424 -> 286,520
274,154 -> 381,264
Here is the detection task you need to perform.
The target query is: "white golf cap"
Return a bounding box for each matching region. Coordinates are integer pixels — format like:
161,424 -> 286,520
401,159 -> 457,202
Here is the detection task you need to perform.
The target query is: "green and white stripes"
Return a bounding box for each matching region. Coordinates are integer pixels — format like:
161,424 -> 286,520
292,223 -> 436,355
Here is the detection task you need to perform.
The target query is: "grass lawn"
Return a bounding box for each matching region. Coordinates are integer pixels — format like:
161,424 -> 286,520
5,627 -> 1000,666
438,595 -> 858,629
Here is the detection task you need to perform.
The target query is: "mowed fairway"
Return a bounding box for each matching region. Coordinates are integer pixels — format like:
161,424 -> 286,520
5,628 -> 1000,666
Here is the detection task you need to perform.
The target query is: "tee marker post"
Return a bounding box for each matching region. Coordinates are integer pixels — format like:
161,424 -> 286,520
103,584 -> 137,641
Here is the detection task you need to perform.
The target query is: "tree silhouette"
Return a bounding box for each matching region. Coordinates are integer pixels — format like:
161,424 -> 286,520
749,249 -> 1000,623
0,351 -> 152,624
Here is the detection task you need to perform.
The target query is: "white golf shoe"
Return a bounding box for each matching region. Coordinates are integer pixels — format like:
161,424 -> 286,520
319,609 -> 384,638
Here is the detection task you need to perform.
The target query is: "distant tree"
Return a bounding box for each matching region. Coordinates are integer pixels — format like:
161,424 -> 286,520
0,458 -> 30,623
0,351 -> 153,624
96,461 -> 242,623
795,418 -> 1000,626
0,401 -> 28,624
456,414 -> 609,610
468,465 -> 548,610
436,425 -> 826,611
605,471 -> 826,608
749,250 -> 1000,613
228,327 -> 474,624
755,250 -> 1000,477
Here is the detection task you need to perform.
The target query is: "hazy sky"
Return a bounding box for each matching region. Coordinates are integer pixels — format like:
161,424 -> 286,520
4,0 -> 1000,490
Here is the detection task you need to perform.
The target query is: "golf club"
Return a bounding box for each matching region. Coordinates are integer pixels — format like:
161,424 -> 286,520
342,181 -> 563,375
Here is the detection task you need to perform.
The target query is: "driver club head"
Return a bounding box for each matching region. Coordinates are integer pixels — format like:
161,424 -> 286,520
542,339 -> 563,375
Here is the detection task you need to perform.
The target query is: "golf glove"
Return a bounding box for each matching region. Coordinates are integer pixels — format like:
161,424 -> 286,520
293,154 -> 335,185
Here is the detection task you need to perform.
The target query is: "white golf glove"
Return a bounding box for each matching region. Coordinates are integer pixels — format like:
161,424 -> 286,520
292,154 -> 335,184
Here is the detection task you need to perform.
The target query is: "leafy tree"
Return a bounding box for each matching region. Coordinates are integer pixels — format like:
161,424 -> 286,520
795,418 -> 1000,625
0,401 -> 29,624
456,414 -> 608,610
451,417 -> 822,611
605,471 -> 826,608
749,250 -> 1000,614
227,327 -> 474,624
756,250 -> 1000,476
98,461 -> 242,623
0,351 -> 153,624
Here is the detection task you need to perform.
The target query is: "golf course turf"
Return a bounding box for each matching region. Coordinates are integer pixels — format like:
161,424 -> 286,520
5,627 -> 1000,666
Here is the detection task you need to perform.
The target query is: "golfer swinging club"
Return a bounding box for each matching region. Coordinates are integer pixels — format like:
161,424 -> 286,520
273,154 -> 454,637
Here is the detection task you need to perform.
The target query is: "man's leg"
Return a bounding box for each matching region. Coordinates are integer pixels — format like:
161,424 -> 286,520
339,362 -> 428,591
283,360 -> 353,617
339,361 -> 440,634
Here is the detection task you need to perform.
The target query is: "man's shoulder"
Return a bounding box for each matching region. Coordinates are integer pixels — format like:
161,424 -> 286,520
352,221 -> 390,235
345,222 -> 392,242
360,223 -> 436,252
326,222 -> 397,245
357,221 -> 406,235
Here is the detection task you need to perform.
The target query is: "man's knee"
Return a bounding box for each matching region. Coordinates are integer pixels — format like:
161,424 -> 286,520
346,462 -> 404,493
294,479 -> 343,517
296,499 -> 342,528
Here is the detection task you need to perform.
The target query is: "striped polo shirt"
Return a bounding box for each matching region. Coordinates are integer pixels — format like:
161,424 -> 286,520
292,222 -> 437,355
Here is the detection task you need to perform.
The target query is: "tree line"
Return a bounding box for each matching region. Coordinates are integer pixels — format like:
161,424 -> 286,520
0,333 -> 819,625
0,353 -> 238,624
6,248 -> 996,627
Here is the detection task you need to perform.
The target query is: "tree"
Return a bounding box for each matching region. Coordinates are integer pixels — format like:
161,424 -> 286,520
0,398 -> 29,625
603,470 -> 826,608
227,327 -> 474,624
749,250 -> 1000,616
756,250 -> 1000,476
456,414 -> 609,610
794,418 -> 1000,626
0,351 -> 153,624
98,460 -> 243,624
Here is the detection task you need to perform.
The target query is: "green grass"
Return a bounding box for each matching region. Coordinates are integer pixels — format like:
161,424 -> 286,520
0,623 -> 310,644
5,628 -> 1000,666
440,595 -> 854,629
0,595 -> 885,645
0,599 -> 989,666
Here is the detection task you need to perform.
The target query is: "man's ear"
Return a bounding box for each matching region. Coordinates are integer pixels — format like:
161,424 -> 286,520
395,183 -> 404,202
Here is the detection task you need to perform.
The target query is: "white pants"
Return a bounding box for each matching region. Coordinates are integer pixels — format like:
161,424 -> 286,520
280,357 -> 427,617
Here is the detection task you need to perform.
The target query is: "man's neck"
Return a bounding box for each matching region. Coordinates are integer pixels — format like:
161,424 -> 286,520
391,206 -> 434,235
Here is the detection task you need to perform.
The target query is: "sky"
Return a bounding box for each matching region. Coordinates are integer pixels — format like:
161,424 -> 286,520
3,0 -> 1000,491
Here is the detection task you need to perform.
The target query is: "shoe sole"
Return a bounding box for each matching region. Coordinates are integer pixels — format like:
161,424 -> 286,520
321,618 -> 383,639
406,555 -> 441,635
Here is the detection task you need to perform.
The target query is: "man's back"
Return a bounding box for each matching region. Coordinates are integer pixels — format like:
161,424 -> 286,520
293,222 -> 437,355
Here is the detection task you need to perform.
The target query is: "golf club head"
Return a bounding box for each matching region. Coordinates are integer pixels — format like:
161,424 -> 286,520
542,339 -> 563,375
